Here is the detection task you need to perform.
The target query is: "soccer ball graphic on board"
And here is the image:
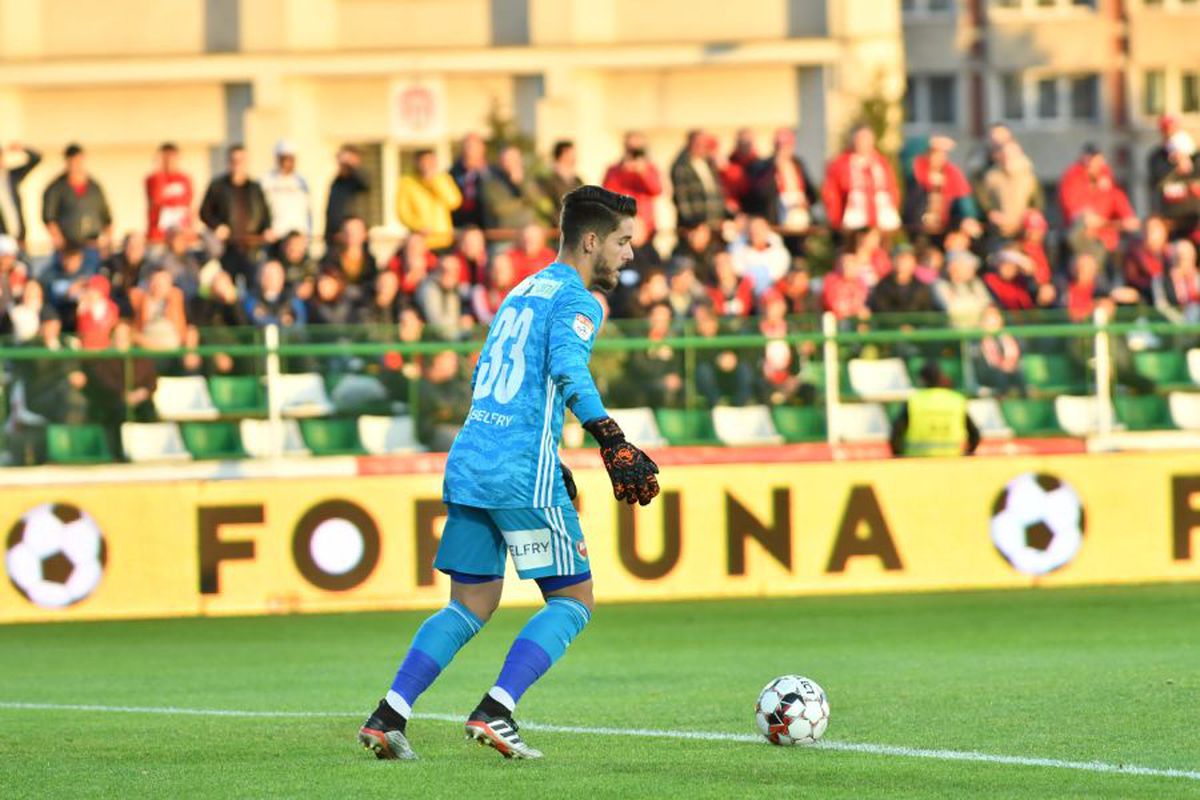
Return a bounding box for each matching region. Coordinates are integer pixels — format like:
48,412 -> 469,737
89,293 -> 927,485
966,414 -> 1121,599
5,503 -> 107,609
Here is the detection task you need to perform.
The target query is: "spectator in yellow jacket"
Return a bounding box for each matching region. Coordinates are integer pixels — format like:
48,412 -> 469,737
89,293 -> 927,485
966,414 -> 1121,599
396,149 -> 462,251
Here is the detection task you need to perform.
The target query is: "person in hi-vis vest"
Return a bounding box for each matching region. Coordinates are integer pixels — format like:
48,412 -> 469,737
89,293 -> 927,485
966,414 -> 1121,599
890,361 -> 981,457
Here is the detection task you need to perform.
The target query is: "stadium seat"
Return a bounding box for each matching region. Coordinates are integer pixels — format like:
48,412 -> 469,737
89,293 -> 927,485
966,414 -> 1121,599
152,376 -> 219,421
999,398 -> 1064,437
329,374 -> 391,414
654,408 -> 721,446
358,415 -> 425,455
609,407 -> 667,448
711,405 -> 784,446
299,417 -> 367,456
120,422 -> 192,463
1168,392 -> 1200,431
208,375 -> 267,417
1189,349 -> 1200,386
848,358 -> 913,401
1021,354 -> 1084,394
273,373 -> 335,418
770,406 -> 827,443
831,403 -> 890,443
1114,394 -> 1173,431
966,398 -> 1013,439
1054,395 -> 1105,437
180,421 -> 248,460
239,419 -> 310,458
1132,351 -> 1190,389
45,424 -> 114,465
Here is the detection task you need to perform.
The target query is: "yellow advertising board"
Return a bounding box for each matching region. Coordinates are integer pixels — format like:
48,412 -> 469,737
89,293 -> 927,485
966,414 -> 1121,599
2,451 -> 1199,623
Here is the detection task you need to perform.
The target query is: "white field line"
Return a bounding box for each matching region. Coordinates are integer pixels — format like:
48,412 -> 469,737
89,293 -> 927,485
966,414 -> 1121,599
1,701 -> 1197,782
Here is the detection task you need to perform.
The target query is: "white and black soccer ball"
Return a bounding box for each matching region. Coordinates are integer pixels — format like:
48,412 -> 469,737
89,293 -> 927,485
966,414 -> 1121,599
990,473 -> 1085,576
755,675 -> 829,746
5,503 -> 107,609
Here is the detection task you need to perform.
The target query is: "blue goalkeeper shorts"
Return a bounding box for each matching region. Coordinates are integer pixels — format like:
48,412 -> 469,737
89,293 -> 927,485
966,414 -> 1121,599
434,503 -> 590,582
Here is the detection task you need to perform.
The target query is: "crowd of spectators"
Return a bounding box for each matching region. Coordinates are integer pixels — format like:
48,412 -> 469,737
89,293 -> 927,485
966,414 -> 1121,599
1,115 -> 1199,449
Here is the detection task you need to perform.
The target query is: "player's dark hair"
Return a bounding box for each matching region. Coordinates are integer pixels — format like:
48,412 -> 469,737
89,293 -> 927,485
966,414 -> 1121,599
559,185 -> 637,251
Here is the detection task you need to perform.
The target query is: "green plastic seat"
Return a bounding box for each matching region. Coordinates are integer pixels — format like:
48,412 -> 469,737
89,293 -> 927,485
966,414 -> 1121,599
1132,351 -> 1189,388
654,408 -> 721,446
1000,398 -> 1064,437
770,406 -> 827,443
208,375 -> 267,417
299,417 -> 366,456
1020,354 -> 1084,394
180,421 -> 248,460
45,424 -> 114,464
1114,395 -> 1173,431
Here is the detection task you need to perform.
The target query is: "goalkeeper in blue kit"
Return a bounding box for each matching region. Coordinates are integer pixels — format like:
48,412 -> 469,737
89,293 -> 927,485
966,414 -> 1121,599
358,186 -> 661,760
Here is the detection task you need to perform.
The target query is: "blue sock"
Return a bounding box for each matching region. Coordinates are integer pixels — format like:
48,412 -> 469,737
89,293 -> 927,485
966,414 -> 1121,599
490,597 -> 591,710
386,600 -> 483,717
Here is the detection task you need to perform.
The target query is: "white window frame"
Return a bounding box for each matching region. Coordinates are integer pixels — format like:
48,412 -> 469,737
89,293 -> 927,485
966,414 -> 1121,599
989,0 -> 1097,15
902,0 -> 958,20
1130,66 -> 1200,126
990,71 -> 1103,129
903,73 -> 962,130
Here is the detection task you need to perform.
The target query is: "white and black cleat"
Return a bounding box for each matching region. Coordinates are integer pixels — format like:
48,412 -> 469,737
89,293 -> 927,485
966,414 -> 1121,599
464,709 -> 543,760
358,711 -> 418,761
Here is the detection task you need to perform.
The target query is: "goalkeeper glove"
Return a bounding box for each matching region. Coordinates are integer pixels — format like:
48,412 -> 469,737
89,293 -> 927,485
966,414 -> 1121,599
584,416 -> 660,506
560,462 -> 577,501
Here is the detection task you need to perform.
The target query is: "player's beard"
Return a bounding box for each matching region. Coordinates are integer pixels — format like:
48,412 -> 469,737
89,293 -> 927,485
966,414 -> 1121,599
589,255 -> 620,293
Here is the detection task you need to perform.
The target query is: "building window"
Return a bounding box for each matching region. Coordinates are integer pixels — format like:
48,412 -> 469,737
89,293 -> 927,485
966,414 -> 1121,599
1036,78 -> 1059,120
903,0 -> 955,13
1143,71 -> 1166,116
1070,75 -> 1099,121
905,74 -> 959,126
1184,72 -> 1200,114
1001,73 -> 1025,121
929,76 -> 957,124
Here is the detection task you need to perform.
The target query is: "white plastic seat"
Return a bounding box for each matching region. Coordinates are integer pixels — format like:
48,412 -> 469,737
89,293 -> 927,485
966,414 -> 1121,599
711,404 -> 784,446
1054,395 -> 1103,437
152,375 -> 219,421
832,403 -> 890,443
848,358 -> 914,401
331,374 -> 389,412
967,398 -> 1014,439
1189,349 -> 1200,386
8,381 -> 48,427
1169,392 -> 1200,431
273,373 -> 335,418
358,415 -> 426,455
120,422 -> 191,463
239,418 -> 310,457
608,407 -> 667,448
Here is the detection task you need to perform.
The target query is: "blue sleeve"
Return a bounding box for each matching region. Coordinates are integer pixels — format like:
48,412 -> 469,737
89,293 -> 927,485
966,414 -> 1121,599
548,291 -> 607,425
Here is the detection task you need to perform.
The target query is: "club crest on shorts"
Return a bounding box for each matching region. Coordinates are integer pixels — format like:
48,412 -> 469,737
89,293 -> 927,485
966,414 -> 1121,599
572,313 -> 594,341
576,540 -> 588,559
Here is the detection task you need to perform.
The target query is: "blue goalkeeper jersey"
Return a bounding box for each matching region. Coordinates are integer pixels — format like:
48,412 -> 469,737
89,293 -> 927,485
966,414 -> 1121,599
443,262 -> 607,509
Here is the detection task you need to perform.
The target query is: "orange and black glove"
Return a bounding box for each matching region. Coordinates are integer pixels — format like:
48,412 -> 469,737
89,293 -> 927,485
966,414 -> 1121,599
560,462 -> 577,501
584,417 -> 660,506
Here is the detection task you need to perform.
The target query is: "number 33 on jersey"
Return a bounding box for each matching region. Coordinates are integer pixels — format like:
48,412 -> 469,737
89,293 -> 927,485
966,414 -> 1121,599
444,262 -> 608,510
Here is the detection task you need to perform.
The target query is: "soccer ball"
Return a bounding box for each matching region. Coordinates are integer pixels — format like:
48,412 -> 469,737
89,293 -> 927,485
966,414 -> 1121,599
755,675 -> 829,746
990,473 -> 1085,576
5,503 -> 107,609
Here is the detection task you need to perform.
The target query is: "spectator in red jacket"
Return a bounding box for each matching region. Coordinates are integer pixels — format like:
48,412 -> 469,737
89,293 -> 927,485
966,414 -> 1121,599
706,250 -> 755,317
1020,209 -> 1054,285
387,231 -> 437,295
75,274 -> 119,349
821,124 -> 901,235
603,131 -> 663,235
903,135 -> 980,243
720,128 -> 758,213
506,223 -> 556,283
145,142 -> 193,245
1124,216 -> 1171,304
983,248 -> 1037,311
752,127 -> 819,250
822,254 -> 872,322
1058,145 -> 1139,254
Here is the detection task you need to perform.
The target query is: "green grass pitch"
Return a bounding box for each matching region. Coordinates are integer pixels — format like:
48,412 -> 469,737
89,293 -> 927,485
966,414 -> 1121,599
1,584 -> 1198,799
